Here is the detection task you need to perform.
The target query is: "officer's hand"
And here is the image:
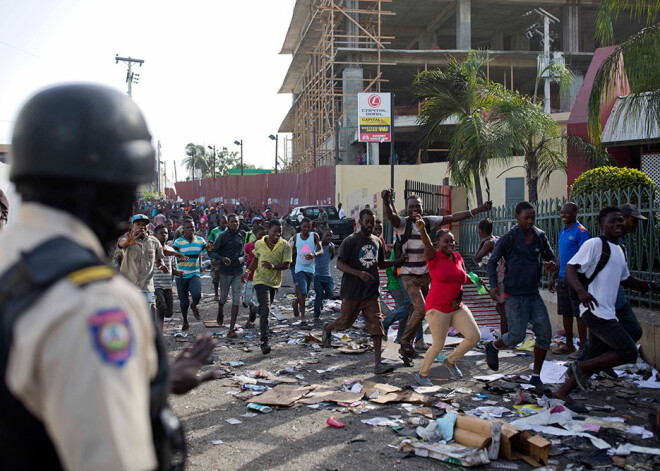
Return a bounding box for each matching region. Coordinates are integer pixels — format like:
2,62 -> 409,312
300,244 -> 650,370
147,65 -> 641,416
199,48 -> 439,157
170,334 -> 222,395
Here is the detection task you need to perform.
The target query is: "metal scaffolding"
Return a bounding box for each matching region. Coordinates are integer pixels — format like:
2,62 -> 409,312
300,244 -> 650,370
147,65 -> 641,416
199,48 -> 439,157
290,0 -> 392,173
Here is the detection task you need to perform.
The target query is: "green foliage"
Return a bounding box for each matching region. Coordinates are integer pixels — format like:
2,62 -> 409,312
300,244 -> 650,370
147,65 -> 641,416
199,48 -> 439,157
588,1 -> 660,144
413,50 -> 501,205
182,143 -> 241,178
571,166 -> 657,205
140,190 -> 160,200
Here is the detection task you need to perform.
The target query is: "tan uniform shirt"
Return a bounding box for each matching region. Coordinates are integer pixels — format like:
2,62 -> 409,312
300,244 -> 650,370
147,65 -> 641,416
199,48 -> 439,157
0,203 -> 158,471
119,234 -> 164,292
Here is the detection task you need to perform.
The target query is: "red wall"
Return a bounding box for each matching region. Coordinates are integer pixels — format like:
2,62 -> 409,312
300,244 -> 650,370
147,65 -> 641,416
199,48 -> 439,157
174,166 -> 335,215
567,46 -> 631,193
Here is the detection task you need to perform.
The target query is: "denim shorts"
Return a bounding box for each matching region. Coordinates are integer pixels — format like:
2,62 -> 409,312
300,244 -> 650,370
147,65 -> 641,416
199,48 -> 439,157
556,277 -> 580,318
502,293 -> 551,350
294,270 -> 314,295
219,273 -> 242,306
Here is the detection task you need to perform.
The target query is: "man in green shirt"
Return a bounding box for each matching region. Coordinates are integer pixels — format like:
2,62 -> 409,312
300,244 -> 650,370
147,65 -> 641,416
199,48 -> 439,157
242,219 -> 292,354
208,215 -> 227,300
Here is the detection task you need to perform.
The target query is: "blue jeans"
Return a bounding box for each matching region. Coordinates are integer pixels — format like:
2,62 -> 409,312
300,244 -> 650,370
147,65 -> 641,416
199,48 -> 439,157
313,275 -> 334,318
295,270 -> 314,295
382,289 -> 423,342
176,276 -> 202,317
502,293 -> 551,350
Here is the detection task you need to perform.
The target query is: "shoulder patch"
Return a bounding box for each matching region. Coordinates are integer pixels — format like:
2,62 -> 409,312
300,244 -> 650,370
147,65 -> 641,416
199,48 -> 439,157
88,309 -> 133,367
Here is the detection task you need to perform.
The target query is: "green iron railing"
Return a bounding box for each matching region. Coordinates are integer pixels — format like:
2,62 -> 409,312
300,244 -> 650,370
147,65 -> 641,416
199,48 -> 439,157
457,185 -> 659,308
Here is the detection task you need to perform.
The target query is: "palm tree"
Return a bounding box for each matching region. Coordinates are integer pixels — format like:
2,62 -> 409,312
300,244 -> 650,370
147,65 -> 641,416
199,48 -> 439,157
182,143 -> 210,179
588,1 -> 660,144
490,91 -> 566,203
413,50 -> 502,205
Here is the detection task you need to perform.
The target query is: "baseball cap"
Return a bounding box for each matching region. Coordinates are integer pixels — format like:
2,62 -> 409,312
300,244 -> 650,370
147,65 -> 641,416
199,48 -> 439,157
619,203 -> 647,221
131,214 -> 150,223
252,216 -> 263,223
238,215 -> 244,220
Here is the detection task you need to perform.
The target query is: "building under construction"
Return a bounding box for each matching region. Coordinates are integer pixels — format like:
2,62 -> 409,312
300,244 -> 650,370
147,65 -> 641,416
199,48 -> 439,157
277,0 -> 645,172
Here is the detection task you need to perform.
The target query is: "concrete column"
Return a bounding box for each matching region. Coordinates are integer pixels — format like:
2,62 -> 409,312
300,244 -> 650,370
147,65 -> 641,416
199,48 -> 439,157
456,0 -> 471,50
419,31 -> 437,49
562,5 -> 579,53
560,71 -> 583,112
342,67 -> 364,164
367,142 -> 379,165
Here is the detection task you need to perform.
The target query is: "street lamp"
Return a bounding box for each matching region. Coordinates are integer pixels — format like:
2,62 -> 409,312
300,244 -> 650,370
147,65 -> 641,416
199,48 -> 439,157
268,134 -> 279,174
234,140 -> 243,176
207,145 -> 216,178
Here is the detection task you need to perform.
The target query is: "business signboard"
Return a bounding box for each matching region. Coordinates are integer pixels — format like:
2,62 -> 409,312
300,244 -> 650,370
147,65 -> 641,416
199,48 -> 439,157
358,92 -> 391,142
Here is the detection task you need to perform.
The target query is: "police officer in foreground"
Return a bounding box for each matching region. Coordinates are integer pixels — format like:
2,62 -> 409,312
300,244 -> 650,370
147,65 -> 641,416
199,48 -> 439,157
0,83 -> 220,470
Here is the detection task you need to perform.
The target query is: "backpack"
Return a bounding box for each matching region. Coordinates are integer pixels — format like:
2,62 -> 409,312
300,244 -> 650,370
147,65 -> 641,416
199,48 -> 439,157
393,216 -> 431,260
501,225 -> 553,261
576,236 -> 617,289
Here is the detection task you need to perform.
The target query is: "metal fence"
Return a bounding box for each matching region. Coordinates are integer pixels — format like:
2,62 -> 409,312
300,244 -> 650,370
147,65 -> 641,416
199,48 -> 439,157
404,180 -> 452,216
458,185 -> 659,308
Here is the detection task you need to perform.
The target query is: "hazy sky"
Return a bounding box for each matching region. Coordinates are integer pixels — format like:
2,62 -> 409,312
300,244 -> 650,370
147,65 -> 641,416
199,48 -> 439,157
0,0 -> 295,183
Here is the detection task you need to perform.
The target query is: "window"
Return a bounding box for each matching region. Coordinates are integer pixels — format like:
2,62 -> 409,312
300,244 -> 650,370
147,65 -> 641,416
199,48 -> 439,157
505,177 -> 525,208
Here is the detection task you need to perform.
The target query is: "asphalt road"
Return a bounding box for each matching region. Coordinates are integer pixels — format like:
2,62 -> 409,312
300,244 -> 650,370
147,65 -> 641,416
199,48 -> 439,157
165,265 -> 660,471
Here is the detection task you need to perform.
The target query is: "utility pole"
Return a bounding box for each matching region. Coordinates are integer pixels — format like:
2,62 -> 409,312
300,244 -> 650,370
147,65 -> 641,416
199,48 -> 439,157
115,54 -> 144,97
174,161 -> 178,182
269,134 -> 279,173
208,145 -> 216,178
157,140 -> 161,196
532,8 -> 559,113
234,140 -> 243,175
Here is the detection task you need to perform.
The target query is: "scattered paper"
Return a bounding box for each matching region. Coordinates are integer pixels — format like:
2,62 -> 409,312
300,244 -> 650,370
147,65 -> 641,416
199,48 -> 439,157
626,425 -> 654,439
212,440 -> 224,445
612,444 -> 660,456
474,373 -> 505,382
226,418 -> 242,425
528,361 -> 568,384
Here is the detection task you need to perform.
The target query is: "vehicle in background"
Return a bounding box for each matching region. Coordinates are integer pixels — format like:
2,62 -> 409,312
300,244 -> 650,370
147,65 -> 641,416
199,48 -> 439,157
288,205 -> 355,243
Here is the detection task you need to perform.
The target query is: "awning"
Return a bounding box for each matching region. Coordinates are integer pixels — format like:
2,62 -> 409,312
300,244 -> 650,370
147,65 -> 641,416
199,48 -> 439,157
601,93 -> 660,146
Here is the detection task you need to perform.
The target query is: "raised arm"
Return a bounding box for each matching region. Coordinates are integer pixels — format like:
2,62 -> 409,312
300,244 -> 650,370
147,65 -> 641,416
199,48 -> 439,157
381,189 -> 401,228
442,201 -> 493,225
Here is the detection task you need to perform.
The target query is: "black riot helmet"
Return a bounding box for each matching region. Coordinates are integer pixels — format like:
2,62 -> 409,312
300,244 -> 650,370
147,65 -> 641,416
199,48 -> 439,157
10,83 -> 154,185
9,84 -> 155,250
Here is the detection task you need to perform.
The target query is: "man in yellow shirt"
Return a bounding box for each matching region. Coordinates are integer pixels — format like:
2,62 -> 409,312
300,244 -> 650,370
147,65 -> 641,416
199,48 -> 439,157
242,219 -> 292,354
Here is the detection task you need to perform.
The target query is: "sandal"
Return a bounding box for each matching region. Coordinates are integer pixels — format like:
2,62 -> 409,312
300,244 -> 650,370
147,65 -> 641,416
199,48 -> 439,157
552,344 -> 576,355
572,362 -> 591,392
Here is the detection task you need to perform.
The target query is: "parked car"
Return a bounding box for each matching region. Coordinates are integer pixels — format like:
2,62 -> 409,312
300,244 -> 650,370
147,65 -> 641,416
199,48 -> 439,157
288,206 -> 355,243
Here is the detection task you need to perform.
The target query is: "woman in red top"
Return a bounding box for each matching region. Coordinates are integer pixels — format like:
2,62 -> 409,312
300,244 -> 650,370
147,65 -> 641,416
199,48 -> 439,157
415,216 -> 481,386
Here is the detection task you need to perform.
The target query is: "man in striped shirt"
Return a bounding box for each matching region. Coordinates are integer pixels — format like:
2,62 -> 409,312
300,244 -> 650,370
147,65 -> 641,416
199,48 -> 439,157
154,224 -> 184,325
381,189 -> 492,363
173,217 -> 213,330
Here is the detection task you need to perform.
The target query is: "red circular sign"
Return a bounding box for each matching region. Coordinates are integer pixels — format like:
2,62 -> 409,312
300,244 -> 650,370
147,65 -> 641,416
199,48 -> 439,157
368,94 -> 381,108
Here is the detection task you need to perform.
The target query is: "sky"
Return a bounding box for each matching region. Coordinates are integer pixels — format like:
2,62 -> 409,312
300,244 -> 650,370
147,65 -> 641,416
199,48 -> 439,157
0,0 -> 296,184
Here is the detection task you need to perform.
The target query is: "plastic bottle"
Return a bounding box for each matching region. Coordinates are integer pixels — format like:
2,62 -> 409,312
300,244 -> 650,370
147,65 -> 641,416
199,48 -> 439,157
467,272 -> 488,295
247,403 -> 273,413
242,384 -> 266,392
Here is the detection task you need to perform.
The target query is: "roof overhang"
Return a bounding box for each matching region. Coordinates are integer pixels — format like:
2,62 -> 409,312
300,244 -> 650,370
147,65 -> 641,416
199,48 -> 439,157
602,94 -> 660,146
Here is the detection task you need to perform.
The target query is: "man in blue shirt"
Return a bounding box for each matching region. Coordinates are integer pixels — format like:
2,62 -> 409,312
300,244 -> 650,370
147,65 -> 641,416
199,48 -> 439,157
486,201 -> 558,390
549,203 -> 590,358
